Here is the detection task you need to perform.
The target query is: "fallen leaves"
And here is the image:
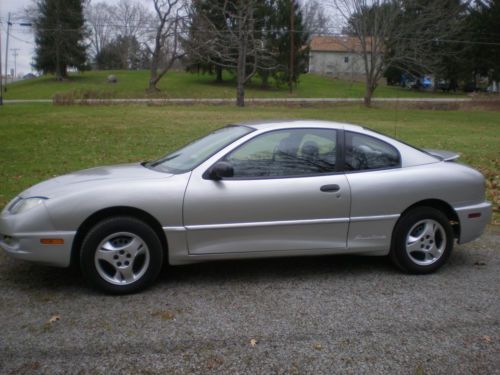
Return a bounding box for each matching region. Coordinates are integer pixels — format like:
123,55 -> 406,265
47,315 -> 60,324
42,314 -> 61,331
482,335 -> 492,343
313,342 -> 322,350
152,310 -> 176,321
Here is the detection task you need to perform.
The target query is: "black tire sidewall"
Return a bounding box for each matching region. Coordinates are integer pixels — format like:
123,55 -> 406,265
80,216 -> 164,294
391,207 -> 453,274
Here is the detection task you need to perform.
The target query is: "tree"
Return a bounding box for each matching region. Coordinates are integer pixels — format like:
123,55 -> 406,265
300,0 -> 330,38
464,0 -> 500,88
184,0 -> 228,83
146,0 -> 187,92
331,0 -> 465,106
266,0 -> 309,90
84,1 -> 114,59
33,0 -> 88,79
185,0 -> 276,106
114,0 -> 153,64
95,35 -> 149,70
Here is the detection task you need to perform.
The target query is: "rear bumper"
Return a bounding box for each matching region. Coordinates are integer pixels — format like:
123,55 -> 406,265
455,201 -> 492,244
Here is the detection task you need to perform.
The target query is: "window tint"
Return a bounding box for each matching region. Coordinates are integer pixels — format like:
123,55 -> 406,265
345,132 -> 400,171
224,129 -> 337,178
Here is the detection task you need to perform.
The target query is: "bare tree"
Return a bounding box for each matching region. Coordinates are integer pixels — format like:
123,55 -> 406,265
146,0 -> 186,92
114,0 -> 151,41
330,0 -> 465,106
300,0 -> 331,38
85,1 -> 114,58
186,0 -> 276,107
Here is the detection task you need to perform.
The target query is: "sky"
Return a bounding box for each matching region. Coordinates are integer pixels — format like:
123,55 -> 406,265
1,0 -> 36,76
0,0 -> 123,77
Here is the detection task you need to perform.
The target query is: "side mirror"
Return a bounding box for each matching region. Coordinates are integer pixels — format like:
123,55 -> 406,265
206,161 -> 234,180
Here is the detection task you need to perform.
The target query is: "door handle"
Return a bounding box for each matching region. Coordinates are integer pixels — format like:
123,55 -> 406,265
320,184 -> 340,192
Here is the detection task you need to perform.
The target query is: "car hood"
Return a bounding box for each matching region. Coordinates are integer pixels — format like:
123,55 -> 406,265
20,163 -> 173,198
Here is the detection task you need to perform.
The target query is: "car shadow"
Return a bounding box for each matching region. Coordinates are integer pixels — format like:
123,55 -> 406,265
0,248 -> 477,294
159,254 -> 396,285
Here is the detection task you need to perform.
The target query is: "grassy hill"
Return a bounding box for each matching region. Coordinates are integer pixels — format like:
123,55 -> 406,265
3,70 -> 463,100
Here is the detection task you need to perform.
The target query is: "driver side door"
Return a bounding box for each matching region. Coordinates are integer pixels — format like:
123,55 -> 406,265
182,128 -> 351,255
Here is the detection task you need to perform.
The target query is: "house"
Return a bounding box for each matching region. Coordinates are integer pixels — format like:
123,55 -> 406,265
309,35 -> 372,80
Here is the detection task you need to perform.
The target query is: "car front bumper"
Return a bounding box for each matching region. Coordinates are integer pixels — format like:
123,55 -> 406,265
0,207 -> 75,267
455,201 -> 492,244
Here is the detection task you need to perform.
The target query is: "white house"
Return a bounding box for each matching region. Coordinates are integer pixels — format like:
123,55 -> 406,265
309,35 -> 372,80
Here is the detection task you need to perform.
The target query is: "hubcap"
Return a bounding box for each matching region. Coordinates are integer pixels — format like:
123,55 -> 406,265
94,232 -> 150,285
405,219 -> 446,266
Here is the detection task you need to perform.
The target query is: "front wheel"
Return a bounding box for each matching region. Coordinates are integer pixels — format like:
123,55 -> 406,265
80,216 -> 164,294
390,207 -> 454,274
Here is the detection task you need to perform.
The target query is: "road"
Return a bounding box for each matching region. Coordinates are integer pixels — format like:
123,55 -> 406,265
0,230 -> 498,374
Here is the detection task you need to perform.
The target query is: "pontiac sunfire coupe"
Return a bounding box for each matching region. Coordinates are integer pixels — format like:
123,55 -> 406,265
0,120 -> 492,293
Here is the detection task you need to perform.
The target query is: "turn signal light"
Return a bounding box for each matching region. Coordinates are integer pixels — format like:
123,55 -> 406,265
40,239 -> 65,245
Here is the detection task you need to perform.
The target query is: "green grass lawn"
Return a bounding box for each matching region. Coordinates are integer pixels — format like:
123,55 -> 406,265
0,103 -> 498,222
4,70 -> 464,100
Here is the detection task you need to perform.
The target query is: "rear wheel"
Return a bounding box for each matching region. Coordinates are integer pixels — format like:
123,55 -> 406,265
80,216 -> 163,294
390,207 -> 453,274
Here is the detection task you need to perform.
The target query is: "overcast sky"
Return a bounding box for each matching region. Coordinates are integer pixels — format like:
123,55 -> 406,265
0,0 -> 125,76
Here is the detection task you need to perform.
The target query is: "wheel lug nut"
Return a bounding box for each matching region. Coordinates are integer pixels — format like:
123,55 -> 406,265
119,250 -> 125,255
125,261 -> 129,266
117,262 -> 122,266
113,255 -> 118,260
126,254 -> 131,258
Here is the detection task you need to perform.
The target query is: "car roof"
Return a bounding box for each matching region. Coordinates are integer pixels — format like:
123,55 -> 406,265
234,119 -> 364,132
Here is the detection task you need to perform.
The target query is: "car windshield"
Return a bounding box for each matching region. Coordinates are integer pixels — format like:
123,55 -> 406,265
148,125 -> 253,174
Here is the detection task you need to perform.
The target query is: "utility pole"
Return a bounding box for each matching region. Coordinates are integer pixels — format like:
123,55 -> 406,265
4,12 -> 11,89
289,0 -> 294,94
11,48 -> 19,80
0,19 -> 3,105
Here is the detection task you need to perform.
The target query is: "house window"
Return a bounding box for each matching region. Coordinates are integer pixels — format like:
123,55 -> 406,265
344,56 -> 349,63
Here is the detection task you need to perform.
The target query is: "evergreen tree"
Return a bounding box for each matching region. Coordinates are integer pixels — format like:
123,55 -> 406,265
264,0 -> 309,90
95,36 -> 149,70
184,0 -> 233,83
33,0 -> 88,79
465,0 -> 500,87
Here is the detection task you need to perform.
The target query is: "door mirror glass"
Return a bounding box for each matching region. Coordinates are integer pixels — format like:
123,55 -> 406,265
206,161 -> 234,180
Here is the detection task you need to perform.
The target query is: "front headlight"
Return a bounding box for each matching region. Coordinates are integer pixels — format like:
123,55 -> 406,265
9,197 -> 48,214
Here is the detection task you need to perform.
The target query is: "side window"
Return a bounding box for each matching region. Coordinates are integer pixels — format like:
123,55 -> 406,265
224,129 -> 337,178
345,132 -> 400,171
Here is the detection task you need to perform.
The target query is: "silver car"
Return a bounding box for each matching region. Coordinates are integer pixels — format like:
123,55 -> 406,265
0,120 -> 492,293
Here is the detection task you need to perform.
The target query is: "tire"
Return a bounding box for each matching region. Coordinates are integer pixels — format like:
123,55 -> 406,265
80,216 -> 164,294
390,207 -> 453,274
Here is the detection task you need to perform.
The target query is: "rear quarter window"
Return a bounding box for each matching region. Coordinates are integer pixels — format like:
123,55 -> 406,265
345,132 -> 400,171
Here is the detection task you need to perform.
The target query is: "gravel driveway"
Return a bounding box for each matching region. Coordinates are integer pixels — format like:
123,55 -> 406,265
0,230 -> 498,375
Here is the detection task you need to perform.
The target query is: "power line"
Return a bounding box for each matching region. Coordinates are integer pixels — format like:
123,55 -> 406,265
8,21 -> 500,47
